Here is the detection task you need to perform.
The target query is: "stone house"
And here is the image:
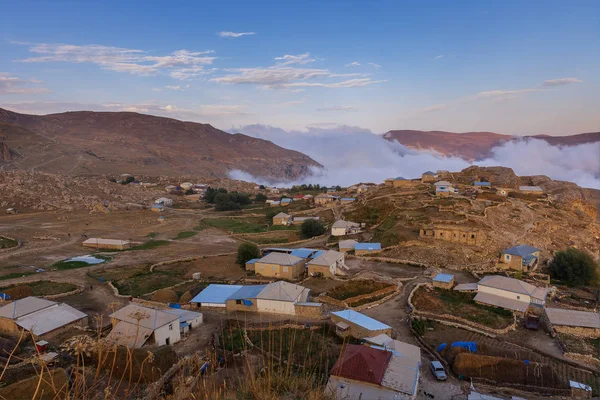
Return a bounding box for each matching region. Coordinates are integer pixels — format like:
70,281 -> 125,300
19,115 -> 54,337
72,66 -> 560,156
392,177 -> 412,188
253,252 -> 306,280
432,273 -> 455,289
83,238 -> 131,250
331,309 -> 392,339
421,171 -> 438,183
519,186 -> 543,194
272,212 -> 292,226
544,308 -> 600,338
434,181 -> 455,197
419,225 -> 482,245
106,304 -> 180,348
339,239 -> 358,252
0,297 -> 88,340
307,250 -> 346,277
314,193 -> 337,206
497,244 -> 541,271
332,220 -> 361,236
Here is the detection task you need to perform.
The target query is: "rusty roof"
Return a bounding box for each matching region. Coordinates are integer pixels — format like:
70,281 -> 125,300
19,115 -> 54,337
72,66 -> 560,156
330,344 -> 391,385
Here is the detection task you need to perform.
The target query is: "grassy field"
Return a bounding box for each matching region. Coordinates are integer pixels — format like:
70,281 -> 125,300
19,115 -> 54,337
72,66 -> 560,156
1,281 -> 78,296
175,231 -> 198,239
0,237 -> 18,249
326,280 -> 392,300
412,287 -> 513,329
238,230 -> 300,244
203,217 -> 297,234
112,270 -> 185,297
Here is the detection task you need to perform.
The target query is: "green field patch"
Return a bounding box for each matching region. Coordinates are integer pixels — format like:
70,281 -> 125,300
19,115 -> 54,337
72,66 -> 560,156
175,231 -> 198,239
0,236 -> 18,249
1,281 -> 78,297
203,217 -> 297,234
112,270 -> 184,297
326,280 -> 391,301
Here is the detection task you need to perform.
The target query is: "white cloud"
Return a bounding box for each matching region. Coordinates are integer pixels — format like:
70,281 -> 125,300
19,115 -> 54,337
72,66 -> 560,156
434,55 -> 444,60
213,67 -> 330,87
0,72 -> 48,95
274,53 -> 316,66
415,104 -> 448,114
285,78 -> 387,89
165,84 -> 190,91
317,106 -> 357,112
345,61 -> 361,67
218,31 -> 256,38
543,77 -> 583,87
476,89 -> 540,98
368,62 -> 382,69
16,43 -> 216,80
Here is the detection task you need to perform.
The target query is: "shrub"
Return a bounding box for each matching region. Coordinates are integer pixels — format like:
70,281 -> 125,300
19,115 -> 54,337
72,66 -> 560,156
549,248 -> 599,286
185,189 -> 194,195
255,193 -> 267,202
300,219 -> 326,238
236,242 -> 260,266
151,289 -> 178,303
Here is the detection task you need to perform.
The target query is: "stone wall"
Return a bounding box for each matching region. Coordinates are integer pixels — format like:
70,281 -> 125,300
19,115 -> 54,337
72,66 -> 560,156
225,299 -> 258,313
294,304 -> 324,319
554,325 -> 600,339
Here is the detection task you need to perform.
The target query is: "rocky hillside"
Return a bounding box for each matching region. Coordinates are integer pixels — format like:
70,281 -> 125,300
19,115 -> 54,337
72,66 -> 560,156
383,130 -> 600,160
0,108 -> 321,181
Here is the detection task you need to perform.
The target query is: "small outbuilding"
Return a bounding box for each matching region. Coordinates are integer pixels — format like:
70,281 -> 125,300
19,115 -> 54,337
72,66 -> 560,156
106,304 -> 180,348
497,244 -> 541,271
421,171 -> 438,183
331,309 -> 392,339
151,204 -> 164,212
354,242 -> 382,255
272,212 -> 292,226
82,238 -> 131,250
570,380 -> 592,399
163,308 -> 203,334
307,250 -> 346,277
339,239 -> 358,252
545,308 -> 600,338
280,198 -> 292,207
432,273 -> 455,289
155,197 -> 173,206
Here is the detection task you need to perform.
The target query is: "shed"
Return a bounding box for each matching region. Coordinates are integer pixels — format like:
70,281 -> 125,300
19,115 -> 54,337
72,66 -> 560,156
339,239 -> 358,252
354,242 -> 382,255
570,380 -> 592,399
545,308 -> 600,338
331,310 -> 392,339
82,238 -> 131,250
432,273 -> 455,289
190,284 -> 243,308
163,308 -> 203,332
107,304 -> 180,348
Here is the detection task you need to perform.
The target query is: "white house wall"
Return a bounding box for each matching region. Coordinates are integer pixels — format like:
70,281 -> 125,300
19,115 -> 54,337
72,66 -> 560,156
478,286 -> 531,304
332,228 -> 347,236
326,376 -> 411,400
187,315 -> 203,328
153,322 -> 181,346
256,299 -> 296,315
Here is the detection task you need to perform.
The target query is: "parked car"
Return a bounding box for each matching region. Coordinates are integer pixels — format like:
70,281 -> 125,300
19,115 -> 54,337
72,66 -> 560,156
430,361 -> 447,381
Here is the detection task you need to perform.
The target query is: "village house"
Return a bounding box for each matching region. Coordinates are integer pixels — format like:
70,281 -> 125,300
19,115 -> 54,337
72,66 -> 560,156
339,239 -> 358,252
314,193 -> 337,206
340,197 -> 356,204
392,177 -> 412,188
357,184 -> 370,193
519,186 -> 543,194
327,344 -> 420,400
331,309 -> 392,339
225,281 -> 311,315
106,304 -> 180,348
82,238 -> 131,250
331,220 -> 361,236
162,308 -> 203,335
190,284 -> 243,308
302,194 -> 314,200
253,252 -> 306,280
155,197 -> 173,206
434,181 -> 455,197
0,297 -> 88,339
473,181 -> 491,190
354,242 -> 382,255
432,273 -> 455,289
269,187 -> 280,194
280,198 -> 292,207
474,275 -> 549,314
421,170 -> 438,183
544,308 -> 600,338
307,250 -> 346,277
179,182 -> 193,191
151,204 -> 164,212
272,212 -> 292,226
497,244 -> 541,271
384,178 -> 395,186
419,225 -> 482,245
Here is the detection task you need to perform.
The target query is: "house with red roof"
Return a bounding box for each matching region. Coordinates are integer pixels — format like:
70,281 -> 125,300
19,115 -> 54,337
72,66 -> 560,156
326,344 -> 420,399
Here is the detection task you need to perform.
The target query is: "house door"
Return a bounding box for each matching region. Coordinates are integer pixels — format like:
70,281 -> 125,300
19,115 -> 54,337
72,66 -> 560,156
165,338 -> 170,346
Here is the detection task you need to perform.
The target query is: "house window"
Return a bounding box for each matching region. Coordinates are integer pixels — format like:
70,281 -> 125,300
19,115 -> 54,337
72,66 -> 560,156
463,234 -> 466,238
471,234 -> 475,239
453,234 -> 456,238
516,296 -> 520,300
169,324 -> 173,331
505,255 -> 511,261
260,265 -> 264,269
236,300 -> 242,305
283,266 -> 288,273
272,266 -> 276,271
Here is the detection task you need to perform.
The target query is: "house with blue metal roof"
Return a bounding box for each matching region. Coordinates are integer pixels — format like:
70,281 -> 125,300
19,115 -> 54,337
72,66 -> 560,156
432,273 -> 455,289
190,284 -> 243,308
473,181 -> 491,187
280,198 -> 292,207
290,248 -> 317,259
340,197 -> 356,204
354,242 -> 382,255
331,310 -> 392,339
498,244 -> 541,271
244,258 -> 261,271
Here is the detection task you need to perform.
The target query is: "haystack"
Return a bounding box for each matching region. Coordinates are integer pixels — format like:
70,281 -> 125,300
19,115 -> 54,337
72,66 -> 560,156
151,289 -> 178,303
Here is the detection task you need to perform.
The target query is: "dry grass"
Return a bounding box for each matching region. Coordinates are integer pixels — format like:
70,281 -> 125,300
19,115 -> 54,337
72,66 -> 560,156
326,280 -> 391,300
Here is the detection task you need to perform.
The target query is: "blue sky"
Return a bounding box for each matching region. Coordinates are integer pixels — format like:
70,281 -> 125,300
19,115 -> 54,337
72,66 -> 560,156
1,0 -> 598,134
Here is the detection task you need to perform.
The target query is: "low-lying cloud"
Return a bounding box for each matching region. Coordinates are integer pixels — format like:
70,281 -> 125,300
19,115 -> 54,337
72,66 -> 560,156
229,124 -> 600,189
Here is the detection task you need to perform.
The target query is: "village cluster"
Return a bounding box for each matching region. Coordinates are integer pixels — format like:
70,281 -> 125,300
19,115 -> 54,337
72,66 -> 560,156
0,168 -> 597,400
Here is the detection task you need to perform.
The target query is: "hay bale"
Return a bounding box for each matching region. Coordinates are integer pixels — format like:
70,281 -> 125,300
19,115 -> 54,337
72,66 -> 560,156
179,290 -> 193,303
4,285 -> 33,300
442,345 -> 469,365
0,368 -> 68,399
452,353 -> 567,388
152,289 -> 178,303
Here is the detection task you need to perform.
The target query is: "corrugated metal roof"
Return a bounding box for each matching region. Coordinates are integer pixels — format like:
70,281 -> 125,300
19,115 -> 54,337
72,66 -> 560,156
474,182 -> 491,186
570,380 -> 592,391
423,171 -> 436,175
190,284 -> 243,304
332,220 -> 359,229
519,186 -> 543,192
453,283 -> 478,291
105,321 -> 153,349
256,281 -> 307,302
354,243 -> 381,251
296,302 -> 322,307
330,344 -> 391,385
162,308 -> 203,324
434,181 -> 452,186
340,197 -> 356,201
308,250 -> 344,266
290,248 -> 316,259
83,238 -> 130,246
229,285 -> 267,300
478,275 -> 548,300
281,198 -> 292,203
501,244 -> 540,257
273,212 -> 290,218
258,252 -> 304,266
332,310 -> 390,331
433,273 -> 454,283
473,292 -> 529,313
339,239 -> 358,249
381,350 -> 420,395
16,303 -> 87,336
0,296 -> 56,319
109,304 -> 179,330
546,308 -> 600,329
245,258 -> 260,264
310,250 -> 326,259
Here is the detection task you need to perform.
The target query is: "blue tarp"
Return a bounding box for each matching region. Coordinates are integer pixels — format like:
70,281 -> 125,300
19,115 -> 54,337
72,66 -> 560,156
452,342 -> 477,353
242,299 -> 253,306
0,293 -> 10,300
169,303 -> 181,309
437,343 -> 448,353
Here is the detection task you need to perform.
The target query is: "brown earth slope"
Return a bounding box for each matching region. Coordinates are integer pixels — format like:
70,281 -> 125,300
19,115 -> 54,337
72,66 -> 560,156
0,108 -> 321,180
384,130 -> 600,160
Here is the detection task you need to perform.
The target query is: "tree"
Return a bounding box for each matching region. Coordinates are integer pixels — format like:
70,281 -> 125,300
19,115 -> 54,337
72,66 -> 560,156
236,242 -> 260,266
255,193 -> 267,202
549,248 -> 598,286
259,185 -> 266,190
185,188 -> 195,195
300,219 -> 326,239
204,187 -> 227,203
